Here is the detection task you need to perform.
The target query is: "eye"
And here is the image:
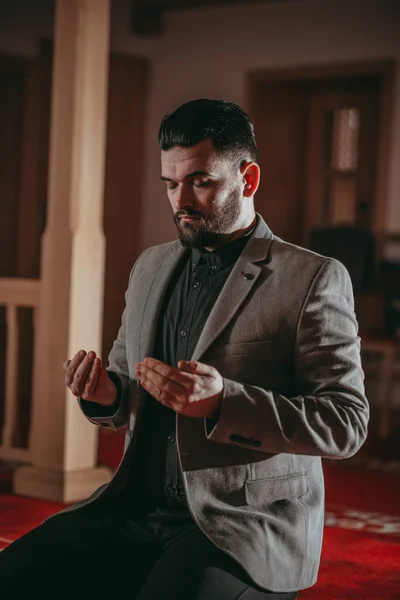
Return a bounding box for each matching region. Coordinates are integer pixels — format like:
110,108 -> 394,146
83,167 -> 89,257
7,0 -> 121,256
166,183 -> 178,190
193,180 -> 210,188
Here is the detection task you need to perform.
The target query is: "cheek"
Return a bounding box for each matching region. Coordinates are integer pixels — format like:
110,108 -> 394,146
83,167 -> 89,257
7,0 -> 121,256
211,187 -> 231,210
188,189 -> 212,213
167,193 -> 177,211
204,184 -> 223,204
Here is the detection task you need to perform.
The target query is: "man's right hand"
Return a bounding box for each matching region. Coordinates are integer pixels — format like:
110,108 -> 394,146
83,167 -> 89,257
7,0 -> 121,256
63,350 -> 117,406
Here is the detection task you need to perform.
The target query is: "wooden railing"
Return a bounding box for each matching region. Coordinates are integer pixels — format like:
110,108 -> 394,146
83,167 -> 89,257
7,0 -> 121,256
0,278 -> 40,463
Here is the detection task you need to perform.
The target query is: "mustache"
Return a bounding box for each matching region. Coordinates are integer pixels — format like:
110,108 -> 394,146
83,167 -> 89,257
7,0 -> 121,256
177,212 -> 202,219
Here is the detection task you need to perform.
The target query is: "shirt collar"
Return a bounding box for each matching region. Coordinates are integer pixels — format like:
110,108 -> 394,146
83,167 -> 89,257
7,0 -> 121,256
191,223 -> 256,273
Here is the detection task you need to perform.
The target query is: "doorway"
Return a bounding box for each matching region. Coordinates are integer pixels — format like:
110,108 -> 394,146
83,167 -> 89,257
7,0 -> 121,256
247,60 -> 395,249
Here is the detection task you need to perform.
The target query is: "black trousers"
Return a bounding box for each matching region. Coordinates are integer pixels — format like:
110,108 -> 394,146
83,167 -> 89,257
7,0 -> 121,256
0,501 -> 299,600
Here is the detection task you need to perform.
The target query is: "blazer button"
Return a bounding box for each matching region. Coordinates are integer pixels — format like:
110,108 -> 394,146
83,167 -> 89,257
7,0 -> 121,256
240,271 -> 254,280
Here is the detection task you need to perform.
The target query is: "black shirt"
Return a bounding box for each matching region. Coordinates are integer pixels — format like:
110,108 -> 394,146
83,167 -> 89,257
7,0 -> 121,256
120,227 -> 255,513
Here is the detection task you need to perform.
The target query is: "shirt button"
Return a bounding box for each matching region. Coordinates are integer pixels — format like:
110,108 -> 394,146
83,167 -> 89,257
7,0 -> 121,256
180,330 -> 187,337
211,265 -> 217,271
168,435 -> 175,443
193,282 -> 200,289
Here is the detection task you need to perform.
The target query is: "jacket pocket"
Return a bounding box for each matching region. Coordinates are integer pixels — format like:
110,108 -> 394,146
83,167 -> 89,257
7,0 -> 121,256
245,472 -> 309,505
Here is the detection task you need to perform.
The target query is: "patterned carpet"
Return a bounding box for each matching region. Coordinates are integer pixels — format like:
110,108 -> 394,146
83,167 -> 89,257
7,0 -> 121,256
1,461 -> 400,598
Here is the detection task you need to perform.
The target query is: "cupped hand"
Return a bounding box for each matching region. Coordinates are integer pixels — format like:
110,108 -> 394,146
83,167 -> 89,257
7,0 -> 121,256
63,350 -> 117,406
135,357 -> 223,418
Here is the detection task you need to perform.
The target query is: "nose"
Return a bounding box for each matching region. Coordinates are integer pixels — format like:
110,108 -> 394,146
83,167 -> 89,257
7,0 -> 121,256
174,183 -> 194,213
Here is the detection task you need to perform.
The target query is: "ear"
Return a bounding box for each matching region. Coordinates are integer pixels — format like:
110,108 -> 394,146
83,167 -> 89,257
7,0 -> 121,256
241,162 -> 260,197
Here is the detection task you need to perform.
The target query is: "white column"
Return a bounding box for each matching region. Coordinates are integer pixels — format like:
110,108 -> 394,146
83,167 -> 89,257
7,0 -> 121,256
14,0 -> 113,502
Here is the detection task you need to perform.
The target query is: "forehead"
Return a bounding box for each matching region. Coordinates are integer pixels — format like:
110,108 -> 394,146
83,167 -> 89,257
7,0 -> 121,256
161,139 -> 229,177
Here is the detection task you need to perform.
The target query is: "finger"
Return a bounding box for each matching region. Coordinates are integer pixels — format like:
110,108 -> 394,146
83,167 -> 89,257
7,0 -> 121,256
178,361 -> 195,371
138,374 -> 185,413
142,357 -> 164,367
137,363 -> 193,397
136,372 -> 155,400
140,359 -> 197,390
178,360 -> 214,376
62,360 -> 71,371
70,351 -> 97,396
136,366 -> 175,397
136,365 -> 193,402
65,350 -> 87,386
82,358 -> 102,398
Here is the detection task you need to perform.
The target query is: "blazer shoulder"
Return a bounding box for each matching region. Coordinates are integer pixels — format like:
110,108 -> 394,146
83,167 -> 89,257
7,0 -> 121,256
269,236 -> 353,293
271,235 -> 347,272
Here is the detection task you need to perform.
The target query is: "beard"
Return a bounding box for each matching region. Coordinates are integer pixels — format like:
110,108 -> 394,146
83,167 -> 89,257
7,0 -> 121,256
173,188 -> 243,250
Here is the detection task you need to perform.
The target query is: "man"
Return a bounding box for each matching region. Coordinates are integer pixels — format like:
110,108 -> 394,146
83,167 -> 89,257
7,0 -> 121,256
0,99 -> 369,599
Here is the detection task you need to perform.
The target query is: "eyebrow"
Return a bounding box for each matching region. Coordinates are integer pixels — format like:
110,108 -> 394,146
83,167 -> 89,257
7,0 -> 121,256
160,170 -> 211,182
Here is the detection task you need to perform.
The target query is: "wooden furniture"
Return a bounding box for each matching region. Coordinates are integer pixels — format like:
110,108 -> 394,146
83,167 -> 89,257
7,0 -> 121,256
361,336 -> 398,438
355,290 -> 399,438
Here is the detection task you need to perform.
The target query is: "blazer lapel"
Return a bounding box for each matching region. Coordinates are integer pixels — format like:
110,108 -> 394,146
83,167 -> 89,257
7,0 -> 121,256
138,213 -> 274,363
191,217 -> 273,361
138,241 -> 186,362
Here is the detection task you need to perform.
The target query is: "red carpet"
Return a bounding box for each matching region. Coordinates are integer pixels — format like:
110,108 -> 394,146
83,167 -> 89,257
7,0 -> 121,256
303,526 -> 400,599
0,494 -> 66,551
1,462 -> 400,599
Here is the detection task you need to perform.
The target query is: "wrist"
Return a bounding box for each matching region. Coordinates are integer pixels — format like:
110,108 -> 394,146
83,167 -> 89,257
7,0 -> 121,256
101,379 -> 118,406
105,370 -> 121,403
98,394 -> 117,407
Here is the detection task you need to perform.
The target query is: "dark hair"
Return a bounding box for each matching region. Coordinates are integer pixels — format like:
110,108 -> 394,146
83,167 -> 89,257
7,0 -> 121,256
158,99 -> 258,163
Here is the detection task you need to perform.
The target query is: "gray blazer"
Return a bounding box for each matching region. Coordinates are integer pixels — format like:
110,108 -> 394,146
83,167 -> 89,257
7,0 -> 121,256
68,213 -> 368,592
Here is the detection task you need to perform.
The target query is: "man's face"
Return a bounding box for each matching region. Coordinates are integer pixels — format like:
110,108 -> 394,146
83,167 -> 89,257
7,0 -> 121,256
161,139 -> 247,249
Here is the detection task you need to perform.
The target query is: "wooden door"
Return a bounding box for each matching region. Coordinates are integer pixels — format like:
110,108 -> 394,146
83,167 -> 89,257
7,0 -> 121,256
250,82 -> 308,245
248,63 -> 393,250
304,90 -> 380,246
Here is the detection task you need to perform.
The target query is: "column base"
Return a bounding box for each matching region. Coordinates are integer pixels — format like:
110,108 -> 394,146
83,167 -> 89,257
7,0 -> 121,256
13,464 -> 113,503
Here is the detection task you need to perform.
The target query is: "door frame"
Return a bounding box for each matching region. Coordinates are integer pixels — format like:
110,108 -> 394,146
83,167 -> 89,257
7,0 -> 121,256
246,59 -> 396,251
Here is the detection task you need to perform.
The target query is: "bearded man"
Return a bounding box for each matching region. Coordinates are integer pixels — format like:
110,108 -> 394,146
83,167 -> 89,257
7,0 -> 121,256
0,99 -> 368,600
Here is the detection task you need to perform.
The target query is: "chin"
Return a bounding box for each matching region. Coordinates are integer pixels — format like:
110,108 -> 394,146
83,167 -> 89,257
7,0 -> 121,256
177,230 -> 203,248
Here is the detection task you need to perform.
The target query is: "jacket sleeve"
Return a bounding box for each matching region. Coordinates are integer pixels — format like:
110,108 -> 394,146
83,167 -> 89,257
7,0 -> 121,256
77,253 -> 144,429
205,258 -> 369,459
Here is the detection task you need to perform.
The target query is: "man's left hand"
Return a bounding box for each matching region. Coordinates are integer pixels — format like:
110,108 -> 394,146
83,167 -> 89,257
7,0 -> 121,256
135,357 -> 223,419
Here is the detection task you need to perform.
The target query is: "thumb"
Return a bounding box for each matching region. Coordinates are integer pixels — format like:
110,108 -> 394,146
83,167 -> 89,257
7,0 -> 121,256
179,360 -> 212,374
178,360 -> 197,371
